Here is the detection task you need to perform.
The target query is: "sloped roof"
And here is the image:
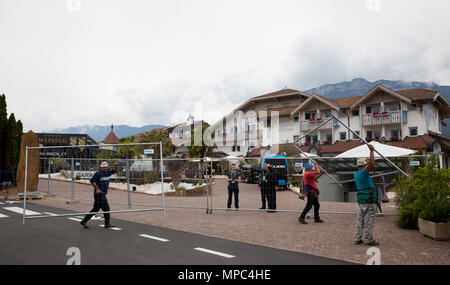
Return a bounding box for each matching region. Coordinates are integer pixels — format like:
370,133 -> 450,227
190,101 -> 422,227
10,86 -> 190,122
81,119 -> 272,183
101,131 -> 119,144
254,88 -> 302,99
395,88 -> 439,101
331,95 -> 364,108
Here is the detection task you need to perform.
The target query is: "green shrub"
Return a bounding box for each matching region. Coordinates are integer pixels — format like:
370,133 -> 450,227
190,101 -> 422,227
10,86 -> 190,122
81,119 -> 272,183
144,172 -> 156,184
396,203 -> 419,229
291,180 -> 299,187
393,163 -> 450,228
175,186 -> 186,192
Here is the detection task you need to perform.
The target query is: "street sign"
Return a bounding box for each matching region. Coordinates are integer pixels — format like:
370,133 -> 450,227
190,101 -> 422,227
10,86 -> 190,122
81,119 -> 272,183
144,149 -> 154,155
410,161 -> 420,166
295,163 -> 303,167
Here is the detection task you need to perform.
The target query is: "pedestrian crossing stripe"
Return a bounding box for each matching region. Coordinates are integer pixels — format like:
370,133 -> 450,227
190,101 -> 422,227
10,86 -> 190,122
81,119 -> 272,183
3,207 -> 41,216
0,213 -> 8,218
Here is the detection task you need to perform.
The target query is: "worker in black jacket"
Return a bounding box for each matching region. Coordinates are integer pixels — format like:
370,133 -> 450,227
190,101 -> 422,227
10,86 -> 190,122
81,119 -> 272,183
260,162 -> 279,212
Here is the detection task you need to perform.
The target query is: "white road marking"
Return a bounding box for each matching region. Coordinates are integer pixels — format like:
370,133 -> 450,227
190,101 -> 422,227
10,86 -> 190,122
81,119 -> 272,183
0,202 -> 4,205
3,207 -> 41,216
98,225 -> 122,230
68,218 -> 82,222
139,234 -> 170,242
0,213 -> 9,218
194,247 -> 235,258
43,212 -> 57,216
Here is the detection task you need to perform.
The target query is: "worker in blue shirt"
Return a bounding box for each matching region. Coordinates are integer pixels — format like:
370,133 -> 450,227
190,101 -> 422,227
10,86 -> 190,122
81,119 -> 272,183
353,144 -> 379,246
80,161 -> 118,229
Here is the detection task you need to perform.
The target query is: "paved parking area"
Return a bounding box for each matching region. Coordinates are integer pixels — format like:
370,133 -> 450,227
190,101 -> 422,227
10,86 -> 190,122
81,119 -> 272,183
0,202 -> 352,265
9,178 -> 448,264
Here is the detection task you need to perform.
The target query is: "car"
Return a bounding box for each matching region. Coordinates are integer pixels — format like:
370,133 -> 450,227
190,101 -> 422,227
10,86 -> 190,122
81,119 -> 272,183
261,155 -> 290,190
240,164 -> 262,184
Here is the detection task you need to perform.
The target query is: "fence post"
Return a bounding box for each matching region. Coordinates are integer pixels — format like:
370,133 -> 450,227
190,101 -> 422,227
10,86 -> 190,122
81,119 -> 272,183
66,157 -> 79,204
209,158 -> 213,214
205,158 -> 209,214
22,147 -> 29,225
160,142 -> 165,215
46,159 -> 55,197
126,159 -> 131,209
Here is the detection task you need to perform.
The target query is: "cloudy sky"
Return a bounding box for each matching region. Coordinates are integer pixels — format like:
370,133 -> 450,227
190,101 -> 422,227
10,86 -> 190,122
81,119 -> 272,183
1,0 -> 449,132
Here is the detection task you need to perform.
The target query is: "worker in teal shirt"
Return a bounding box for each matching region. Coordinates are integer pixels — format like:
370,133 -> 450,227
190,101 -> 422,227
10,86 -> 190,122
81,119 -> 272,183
353,144 -> 379,246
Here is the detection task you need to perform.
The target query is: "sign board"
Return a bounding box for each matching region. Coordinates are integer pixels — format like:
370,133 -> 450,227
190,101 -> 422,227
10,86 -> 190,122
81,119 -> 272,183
295,163 -> 303,167
144,149 -> 154,155
409,161 -> 420,166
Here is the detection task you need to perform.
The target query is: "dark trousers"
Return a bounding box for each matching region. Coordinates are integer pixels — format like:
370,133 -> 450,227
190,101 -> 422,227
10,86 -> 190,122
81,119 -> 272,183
227,185 -> 239,208
266,187 -> 276,210
300,191 -> 320,219
82,193 -> 111,224
260,187 -> 267,208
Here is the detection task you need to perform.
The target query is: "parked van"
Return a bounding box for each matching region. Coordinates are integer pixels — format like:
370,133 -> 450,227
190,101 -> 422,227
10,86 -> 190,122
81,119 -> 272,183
261,155 -> 289,190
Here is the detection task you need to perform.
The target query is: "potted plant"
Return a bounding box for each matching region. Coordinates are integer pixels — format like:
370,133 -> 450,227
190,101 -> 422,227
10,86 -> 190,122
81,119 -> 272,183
366,137 -> 374,142
394,163 -> 450,240
415,165 -> 450,240
304,142 -> 311,146
390,136 -> 400,141
323,140 -> 331,145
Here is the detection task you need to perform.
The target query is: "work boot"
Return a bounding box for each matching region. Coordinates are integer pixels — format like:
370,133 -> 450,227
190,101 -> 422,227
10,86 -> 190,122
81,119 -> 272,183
80,220 -> 89,229
354,240 -> 363,245
314,218 -> 324,223
104,224 -> 117,228
366,240 -> 379,246
298,217 -> 308,224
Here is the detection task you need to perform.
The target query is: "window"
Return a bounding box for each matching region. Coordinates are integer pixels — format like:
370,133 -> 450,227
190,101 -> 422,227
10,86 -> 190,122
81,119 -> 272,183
339,132 -> 346,140
305,135 -> 312,143
326,134 -> 332,142
353,131 -> 360,139
293,135 -> 299,142
305,112 -> 316,120
267,105 -> 273,110
313,135 -> 318,143
322,110 -> 332,118
388,104 -> 400,111
294,116 -> 299,122
409,127 -> 418,136
367,131 -> 373,139
283,103 -> 290,108
408,104 -> 417,111
237,146 -> 241,151
375,130 -> 381,140
338,111 -> 347,118
367,105 -> 380,114
352,109 -> 359,116
391,129 -> 401,139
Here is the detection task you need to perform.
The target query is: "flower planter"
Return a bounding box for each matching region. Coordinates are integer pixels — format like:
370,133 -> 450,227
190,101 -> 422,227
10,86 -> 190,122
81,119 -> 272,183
418,218 -> 450,241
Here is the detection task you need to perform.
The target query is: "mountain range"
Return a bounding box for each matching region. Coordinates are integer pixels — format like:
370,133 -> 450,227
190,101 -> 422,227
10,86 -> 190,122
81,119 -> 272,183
47,124 -> 165,142
303,78 -> 450,137
47,78 -> 450,140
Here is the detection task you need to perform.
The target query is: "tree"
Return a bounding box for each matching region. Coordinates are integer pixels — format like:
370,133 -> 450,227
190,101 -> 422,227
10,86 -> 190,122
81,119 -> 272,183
0,95 -> 22,183
187,124 -> 216,179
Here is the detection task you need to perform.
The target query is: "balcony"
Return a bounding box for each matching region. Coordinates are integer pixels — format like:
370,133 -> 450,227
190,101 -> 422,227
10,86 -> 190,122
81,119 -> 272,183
361,111 -> 403,126
300,118 -> 337,131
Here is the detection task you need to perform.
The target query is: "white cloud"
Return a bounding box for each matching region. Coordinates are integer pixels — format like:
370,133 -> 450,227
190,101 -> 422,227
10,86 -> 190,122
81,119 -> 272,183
0,0 -> 449,132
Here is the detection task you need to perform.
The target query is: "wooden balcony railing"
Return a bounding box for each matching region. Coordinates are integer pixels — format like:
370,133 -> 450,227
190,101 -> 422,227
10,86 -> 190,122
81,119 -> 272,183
300,118 -> 336,131
361,111 -> 402,126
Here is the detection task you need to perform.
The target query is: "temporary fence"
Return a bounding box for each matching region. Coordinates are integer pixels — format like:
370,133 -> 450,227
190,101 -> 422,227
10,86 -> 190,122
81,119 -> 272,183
22,143 -> 432,225
22,142 -> 166,224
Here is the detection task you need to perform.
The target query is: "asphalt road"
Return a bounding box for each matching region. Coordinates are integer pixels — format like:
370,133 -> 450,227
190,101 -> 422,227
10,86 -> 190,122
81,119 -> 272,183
0,200 -> 354,265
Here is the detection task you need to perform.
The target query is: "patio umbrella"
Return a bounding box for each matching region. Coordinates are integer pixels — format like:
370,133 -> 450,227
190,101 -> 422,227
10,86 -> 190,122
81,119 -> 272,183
335,141 -> 417,158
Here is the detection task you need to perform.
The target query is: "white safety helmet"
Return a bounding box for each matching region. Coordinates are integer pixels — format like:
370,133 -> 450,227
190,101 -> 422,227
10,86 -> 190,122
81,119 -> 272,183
356,158 -> 367,167
100,161 -> 109,168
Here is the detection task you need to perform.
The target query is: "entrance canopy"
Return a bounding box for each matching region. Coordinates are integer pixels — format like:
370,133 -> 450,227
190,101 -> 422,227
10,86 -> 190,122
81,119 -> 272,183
335,141 -> 417,158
